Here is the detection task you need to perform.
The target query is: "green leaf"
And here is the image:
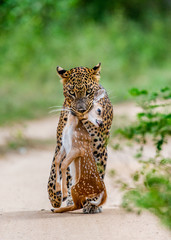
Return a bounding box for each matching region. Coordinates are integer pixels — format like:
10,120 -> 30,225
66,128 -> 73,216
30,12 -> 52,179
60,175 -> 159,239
133,172 -> 140,181
129,88 -> 140,96
160,87 -> 170,92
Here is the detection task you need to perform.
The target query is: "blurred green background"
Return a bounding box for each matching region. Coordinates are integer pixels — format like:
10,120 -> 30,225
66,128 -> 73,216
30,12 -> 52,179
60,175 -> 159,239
0,0 -> 171,125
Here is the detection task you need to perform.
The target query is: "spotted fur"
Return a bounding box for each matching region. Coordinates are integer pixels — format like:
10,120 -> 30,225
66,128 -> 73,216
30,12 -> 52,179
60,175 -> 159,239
47,63 -> 113,212
52,113 -> 107,213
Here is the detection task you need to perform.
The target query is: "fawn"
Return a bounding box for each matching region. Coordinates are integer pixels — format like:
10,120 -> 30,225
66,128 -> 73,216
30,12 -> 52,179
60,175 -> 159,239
53,89 -> 107,213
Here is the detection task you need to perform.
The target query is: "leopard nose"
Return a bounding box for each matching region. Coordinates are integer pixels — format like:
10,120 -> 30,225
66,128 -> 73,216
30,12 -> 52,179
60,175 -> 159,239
99,121 -> 103,127
96,120 -> 103,127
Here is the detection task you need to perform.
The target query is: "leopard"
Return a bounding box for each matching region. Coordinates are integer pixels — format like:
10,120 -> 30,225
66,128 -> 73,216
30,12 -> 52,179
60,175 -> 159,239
47,63 -> 113,213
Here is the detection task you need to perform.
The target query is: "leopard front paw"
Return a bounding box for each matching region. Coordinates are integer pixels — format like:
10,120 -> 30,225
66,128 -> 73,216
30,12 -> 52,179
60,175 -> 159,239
83,203 -> 102,214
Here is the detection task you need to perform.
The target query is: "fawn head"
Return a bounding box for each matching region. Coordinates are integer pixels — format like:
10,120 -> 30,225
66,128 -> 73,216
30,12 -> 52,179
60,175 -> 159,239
84,89 -> 105,127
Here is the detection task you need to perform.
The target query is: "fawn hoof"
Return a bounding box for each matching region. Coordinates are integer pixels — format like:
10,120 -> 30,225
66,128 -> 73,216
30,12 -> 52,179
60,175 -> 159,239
63,197 -> 67,202
56,183 -> 61,193
51,208 -> 60,213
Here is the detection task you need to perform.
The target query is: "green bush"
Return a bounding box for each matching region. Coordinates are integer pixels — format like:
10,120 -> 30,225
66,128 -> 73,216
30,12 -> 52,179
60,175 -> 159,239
116,87 -> 171,152
115,87 -> 171,229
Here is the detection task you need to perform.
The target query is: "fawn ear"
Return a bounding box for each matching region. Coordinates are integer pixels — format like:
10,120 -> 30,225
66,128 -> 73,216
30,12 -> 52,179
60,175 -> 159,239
94,89 -> 106,102
92,63 -> 101,82
56,66 -> 69,84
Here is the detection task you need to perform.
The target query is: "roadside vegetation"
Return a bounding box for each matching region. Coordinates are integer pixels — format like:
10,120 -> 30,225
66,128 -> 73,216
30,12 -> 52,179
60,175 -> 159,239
112,87 -> 171,229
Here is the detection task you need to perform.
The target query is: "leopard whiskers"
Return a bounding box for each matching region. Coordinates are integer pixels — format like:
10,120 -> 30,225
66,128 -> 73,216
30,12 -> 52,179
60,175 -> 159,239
48,105 -> 64,109
48,107 -> 71,114
107,90 -> 116,100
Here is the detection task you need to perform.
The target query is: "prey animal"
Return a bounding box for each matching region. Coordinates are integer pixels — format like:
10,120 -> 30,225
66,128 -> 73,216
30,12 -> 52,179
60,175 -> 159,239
53,89 -> 107,213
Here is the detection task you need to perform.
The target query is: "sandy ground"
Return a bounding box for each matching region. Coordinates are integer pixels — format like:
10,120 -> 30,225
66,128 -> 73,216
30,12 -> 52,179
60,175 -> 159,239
0,102 -> 171,240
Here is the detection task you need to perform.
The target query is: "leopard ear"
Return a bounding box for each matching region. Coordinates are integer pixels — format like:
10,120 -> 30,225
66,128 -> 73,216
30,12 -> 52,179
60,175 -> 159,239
56,66 -> 69,84
92,63 -> 101,82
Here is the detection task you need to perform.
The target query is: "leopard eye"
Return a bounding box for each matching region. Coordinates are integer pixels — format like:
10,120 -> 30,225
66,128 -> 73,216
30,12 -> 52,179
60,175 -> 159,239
97,108 -> 101,115
69,90 -> 75,96
86,89 -> 92,95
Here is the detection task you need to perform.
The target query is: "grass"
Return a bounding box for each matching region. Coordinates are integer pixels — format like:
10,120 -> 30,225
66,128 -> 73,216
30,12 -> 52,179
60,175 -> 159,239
0,15 -> 171,125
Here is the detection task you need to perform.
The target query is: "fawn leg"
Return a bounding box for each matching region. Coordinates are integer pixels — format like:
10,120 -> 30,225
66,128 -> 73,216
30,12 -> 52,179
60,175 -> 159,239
52,185 -> 82,213
61,148 -> 83,200
54,148 -> 65,192
52,204 -> 78,213
75,158 -> 80,183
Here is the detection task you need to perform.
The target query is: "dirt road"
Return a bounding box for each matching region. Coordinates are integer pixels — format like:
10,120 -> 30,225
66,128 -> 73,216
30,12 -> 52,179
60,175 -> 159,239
0,103 -> 171,239
1,209 -> 171,240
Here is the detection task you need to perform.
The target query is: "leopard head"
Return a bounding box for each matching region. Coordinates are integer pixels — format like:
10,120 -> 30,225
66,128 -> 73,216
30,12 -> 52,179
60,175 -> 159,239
56,63 -> 101,116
